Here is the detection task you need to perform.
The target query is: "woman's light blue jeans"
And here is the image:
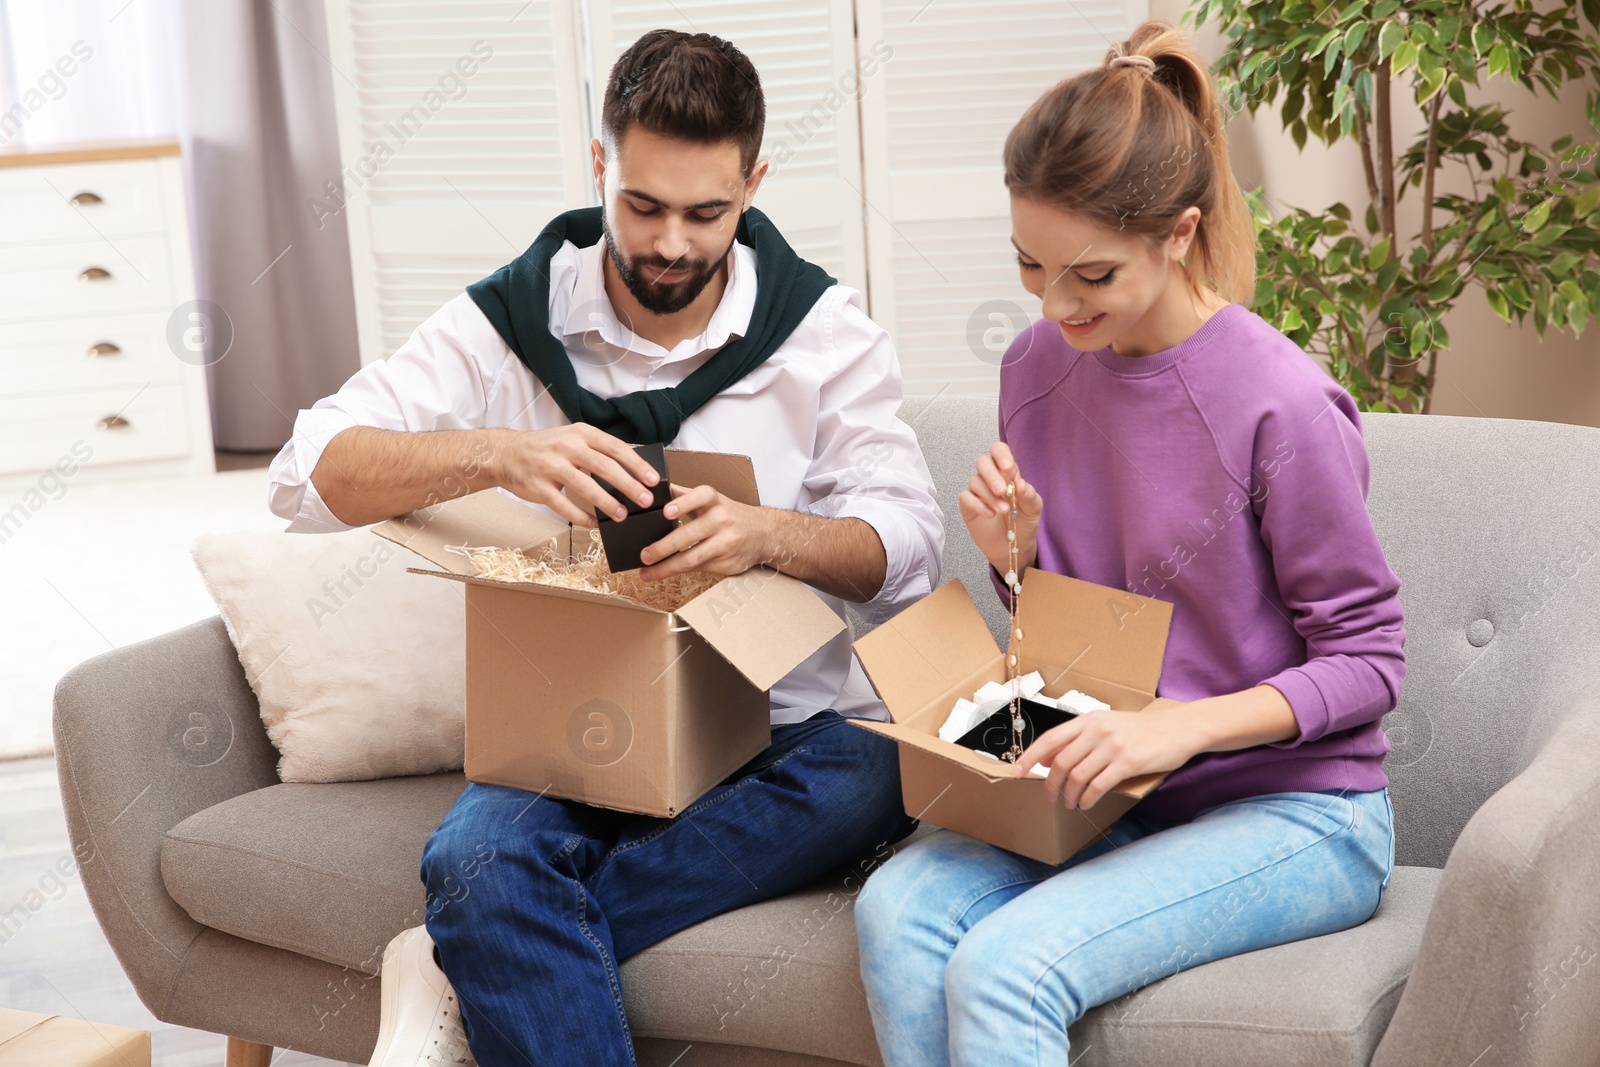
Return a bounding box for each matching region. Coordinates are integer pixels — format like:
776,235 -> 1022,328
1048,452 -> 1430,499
855,787 -> 1394,1067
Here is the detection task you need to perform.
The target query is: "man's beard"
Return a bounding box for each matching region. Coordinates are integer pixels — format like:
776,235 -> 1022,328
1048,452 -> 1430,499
602,213 -> 735,315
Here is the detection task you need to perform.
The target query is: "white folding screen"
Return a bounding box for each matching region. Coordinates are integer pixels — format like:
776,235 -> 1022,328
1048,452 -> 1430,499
322,0 -> 590,364
324,0 -> 1144,385
857,0 -> 1147,395
585,0 -> 869,292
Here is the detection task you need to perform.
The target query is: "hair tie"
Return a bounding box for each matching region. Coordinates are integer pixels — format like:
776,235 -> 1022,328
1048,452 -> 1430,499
1109,54 -> 1155,71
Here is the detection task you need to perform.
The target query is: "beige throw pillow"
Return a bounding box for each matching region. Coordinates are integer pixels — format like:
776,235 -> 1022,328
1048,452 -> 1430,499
191,528 -> 465,783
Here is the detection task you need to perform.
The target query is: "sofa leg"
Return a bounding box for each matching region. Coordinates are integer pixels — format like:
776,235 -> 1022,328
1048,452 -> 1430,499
225,1037 -> 274,1067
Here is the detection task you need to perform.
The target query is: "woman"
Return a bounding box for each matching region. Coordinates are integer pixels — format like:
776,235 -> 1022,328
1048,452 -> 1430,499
853,19 -> 1403,1066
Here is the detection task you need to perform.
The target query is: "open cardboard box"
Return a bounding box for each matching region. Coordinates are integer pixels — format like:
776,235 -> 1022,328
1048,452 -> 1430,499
375,450 -> 845,817
851,570 -> 1178,865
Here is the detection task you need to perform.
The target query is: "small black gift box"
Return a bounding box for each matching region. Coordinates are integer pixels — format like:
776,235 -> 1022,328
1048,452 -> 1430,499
953,697 -> 1079,758
591,442 -> 674,572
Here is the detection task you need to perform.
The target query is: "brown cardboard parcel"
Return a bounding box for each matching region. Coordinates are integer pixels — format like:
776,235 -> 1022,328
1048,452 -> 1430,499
0,1007 -> 151,1067
851,569 -> 1179,865
375,450 -> 845,817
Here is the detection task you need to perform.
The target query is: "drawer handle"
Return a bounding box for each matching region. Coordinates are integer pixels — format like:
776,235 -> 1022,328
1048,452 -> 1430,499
70,191 -> 104,206
87,341 -> 122,357
79,266 -> 113,282
96,415 -> 131,430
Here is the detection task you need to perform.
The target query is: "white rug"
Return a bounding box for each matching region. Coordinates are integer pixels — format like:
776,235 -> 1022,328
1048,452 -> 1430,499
0,468 -> 283,759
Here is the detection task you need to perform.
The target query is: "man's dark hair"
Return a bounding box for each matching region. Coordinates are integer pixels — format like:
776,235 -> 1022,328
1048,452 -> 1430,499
601,30 -> 764,178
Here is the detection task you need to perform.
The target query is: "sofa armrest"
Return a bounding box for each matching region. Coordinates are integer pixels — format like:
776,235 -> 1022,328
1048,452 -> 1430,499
1373,699 -> 1600,1067
52,616 -> 280,1017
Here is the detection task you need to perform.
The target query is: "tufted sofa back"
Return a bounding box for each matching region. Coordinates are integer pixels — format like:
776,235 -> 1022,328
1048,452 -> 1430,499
890,395 -> 1600,869
1361,411 -> 1600,866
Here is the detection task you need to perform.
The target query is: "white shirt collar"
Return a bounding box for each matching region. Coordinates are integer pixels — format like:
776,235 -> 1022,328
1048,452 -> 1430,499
558,235 -> 756,364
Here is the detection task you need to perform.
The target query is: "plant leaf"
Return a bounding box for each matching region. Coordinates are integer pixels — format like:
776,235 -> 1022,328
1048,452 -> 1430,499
1409,318 -> 1431,353
1486,287 -> 1512,321
1522,199 -> 1552,232
1310,28 -> 1341,58
1378,20 -> 1404,60
1377,257 -> 1402,291
1488,41 -> 1510,77
1344,22 -> 1369,56
1368,237 -> 1392,269
1472,22 -> 1495,60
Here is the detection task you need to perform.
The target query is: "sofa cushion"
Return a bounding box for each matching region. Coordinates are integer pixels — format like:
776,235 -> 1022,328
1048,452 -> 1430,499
162,772 -> 470,974
163,773 -> 1438,1067
1075,866 -> 1443,1067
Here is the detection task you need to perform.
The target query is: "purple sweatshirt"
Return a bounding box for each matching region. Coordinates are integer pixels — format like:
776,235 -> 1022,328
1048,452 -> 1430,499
991,302 -> 1405,823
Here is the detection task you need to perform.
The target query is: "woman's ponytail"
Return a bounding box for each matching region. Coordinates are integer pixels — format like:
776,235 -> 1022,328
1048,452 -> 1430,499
1005,19 -> 1256,306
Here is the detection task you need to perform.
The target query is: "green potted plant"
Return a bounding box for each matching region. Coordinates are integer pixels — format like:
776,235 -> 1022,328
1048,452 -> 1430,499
1189,0 -> 1600,412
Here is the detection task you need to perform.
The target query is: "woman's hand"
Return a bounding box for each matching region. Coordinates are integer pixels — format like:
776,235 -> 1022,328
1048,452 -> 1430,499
958,442 -> 1044,576
1013,688 -> 1301,809
1012,703 -> 1203,811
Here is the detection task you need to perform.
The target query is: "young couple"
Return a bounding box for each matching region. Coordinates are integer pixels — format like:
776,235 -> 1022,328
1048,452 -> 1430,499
269,20 -> 1404,1067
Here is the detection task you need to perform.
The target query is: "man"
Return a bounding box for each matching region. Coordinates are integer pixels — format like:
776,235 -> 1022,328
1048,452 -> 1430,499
267,28 -> 942,1067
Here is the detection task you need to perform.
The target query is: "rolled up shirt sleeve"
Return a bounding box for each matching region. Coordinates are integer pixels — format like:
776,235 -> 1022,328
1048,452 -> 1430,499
1253,386 -> 1407,747
266,293 -> 505,533
267,407 -> 365,533
801,287 -> 944,624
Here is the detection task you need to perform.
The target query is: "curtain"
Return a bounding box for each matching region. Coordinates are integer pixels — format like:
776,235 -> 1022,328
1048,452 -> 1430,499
1,0 -> 360,452
180,0 -> 360,450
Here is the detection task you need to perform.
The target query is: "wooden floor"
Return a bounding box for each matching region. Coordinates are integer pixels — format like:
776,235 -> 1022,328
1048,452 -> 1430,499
0,754 -> 354,1066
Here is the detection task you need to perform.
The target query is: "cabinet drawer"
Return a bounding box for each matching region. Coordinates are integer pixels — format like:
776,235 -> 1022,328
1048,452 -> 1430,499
0,159 -> 167,245
0,313 -> 182,394
0,237 -> 172,322
0,382 -> 191,475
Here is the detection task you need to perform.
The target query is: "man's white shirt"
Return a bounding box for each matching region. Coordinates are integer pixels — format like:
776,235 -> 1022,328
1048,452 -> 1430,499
267,235 -> 944,724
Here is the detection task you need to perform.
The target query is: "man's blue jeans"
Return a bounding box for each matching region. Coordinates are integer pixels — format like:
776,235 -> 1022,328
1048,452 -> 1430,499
420,709 -> 918,1067
854,787 -> 1395,1067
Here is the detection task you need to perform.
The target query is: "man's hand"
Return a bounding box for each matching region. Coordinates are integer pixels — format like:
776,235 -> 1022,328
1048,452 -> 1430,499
634,483 -> 889,603
637,484 -> 771,582
312,423 -> 664,529
493,424 -> 663,529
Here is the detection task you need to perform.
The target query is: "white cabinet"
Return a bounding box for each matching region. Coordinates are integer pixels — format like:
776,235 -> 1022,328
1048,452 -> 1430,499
0,141 -> 215,491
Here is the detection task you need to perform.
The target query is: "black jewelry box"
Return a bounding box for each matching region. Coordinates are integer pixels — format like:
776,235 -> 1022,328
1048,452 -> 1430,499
953,697 -> 1079,759
591,442 -> 674,572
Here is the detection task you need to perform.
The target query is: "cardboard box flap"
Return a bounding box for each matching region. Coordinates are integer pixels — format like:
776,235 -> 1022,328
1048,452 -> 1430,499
0,1010 -> 49,1045
1116,770 -> 1165,798
375,489 -> 568,575
852,579 -> 998,723
674,568 -> 845,691
854,718 -> 1020,778
665,449 -> 760,507
1018,569 -> 1173,696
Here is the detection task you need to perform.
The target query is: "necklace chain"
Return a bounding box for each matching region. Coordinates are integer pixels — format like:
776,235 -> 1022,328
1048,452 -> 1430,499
1004,482 -> 1023,762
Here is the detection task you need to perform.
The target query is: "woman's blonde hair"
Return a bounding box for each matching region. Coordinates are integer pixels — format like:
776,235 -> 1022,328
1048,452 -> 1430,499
1003,20 -> 1256,306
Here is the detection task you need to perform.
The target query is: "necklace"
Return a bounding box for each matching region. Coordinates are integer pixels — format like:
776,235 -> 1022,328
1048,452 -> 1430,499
1004,481 -> 1024,762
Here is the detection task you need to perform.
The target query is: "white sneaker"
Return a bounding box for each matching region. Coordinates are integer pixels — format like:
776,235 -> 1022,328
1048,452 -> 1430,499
368,925 -> 476,1066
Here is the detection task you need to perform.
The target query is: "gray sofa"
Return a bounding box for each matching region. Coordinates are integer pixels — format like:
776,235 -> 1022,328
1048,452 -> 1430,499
54,395 -> 1600,1067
